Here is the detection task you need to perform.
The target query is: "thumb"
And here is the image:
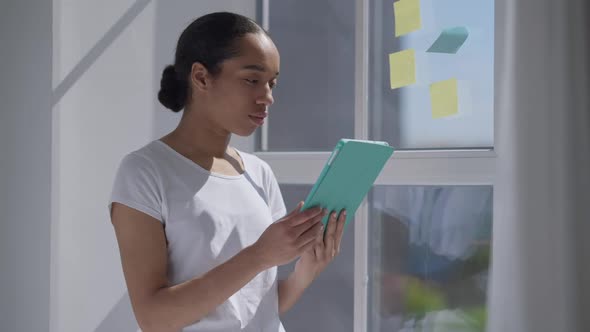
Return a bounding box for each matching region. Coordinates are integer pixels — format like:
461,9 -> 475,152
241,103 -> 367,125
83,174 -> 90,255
286,201 -> 304,217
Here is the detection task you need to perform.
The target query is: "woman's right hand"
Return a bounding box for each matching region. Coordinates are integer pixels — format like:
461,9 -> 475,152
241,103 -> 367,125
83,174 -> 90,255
252,202 -> 327,268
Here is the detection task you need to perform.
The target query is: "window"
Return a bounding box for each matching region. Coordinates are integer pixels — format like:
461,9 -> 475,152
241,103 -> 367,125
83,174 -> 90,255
260,0 -> 356,152
368,186 -> 492,331
257,1 -> 495,331
370,0 -> 494,149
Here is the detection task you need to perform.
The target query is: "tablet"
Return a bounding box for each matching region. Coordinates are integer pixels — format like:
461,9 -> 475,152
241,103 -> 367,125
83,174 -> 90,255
301,139 -> 394,228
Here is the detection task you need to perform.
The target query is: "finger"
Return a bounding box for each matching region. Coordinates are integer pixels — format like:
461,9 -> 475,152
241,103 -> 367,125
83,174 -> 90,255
293,208 -> 326,236
313,229 -> 325,259
334,210 -> 347,253
289,201 -> 304,215
297,228 -> 323,256
325,211 -> 339,239
323,211 -> 339,259
298,237 -> 319,255
296,220 -> 324,249
280,201 -> 303,221
287,206 -> 324,227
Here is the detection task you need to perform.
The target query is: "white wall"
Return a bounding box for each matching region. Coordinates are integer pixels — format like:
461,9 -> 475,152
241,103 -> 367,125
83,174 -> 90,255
0,0 -> 52,331
51,1 -> 256,331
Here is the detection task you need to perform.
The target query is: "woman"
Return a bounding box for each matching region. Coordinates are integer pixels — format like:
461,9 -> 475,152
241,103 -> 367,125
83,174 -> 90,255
109,12 -> 346,332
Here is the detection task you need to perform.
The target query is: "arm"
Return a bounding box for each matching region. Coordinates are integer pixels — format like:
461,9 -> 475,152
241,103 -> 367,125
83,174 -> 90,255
111,202 -> 325,332
111,203 -> 269,332
278,209 -> 347,314
277,266 -> 317,314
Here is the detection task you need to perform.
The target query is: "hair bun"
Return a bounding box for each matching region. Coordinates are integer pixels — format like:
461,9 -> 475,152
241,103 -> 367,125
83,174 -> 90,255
158,65 -> 187,112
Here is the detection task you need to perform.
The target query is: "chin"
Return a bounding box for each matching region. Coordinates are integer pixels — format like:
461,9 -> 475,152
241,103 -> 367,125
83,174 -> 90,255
232,127 -> 257,137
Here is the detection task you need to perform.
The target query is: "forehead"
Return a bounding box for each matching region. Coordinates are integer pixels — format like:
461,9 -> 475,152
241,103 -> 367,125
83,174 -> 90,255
226,33 -> 280,72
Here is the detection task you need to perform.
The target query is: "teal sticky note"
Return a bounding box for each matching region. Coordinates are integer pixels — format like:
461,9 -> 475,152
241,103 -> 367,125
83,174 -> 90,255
427,27 -> 469,54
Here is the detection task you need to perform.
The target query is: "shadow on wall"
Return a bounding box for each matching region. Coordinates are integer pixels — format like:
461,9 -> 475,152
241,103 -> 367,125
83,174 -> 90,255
51,0 -> 151,331
95,293 -> 138,332
52,0 -> 152,107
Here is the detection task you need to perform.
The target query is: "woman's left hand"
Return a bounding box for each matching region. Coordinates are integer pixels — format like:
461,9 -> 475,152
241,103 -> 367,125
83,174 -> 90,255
294,209 -> 347,283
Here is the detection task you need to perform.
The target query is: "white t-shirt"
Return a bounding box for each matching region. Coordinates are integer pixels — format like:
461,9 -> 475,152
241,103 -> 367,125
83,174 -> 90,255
108,139 -> 288,332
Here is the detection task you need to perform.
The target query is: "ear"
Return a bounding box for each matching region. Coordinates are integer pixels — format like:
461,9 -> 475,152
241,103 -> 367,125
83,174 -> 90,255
189,62 -> 211,92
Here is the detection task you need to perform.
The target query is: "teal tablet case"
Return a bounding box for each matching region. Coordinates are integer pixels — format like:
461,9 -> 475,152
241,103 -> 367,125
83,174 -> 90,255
302,139 -> 394,228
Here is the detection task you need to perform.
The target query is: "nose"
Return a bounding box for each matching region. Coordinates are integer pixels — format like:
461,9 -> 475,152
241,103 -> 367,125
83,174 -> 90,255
256,84 -> 274,107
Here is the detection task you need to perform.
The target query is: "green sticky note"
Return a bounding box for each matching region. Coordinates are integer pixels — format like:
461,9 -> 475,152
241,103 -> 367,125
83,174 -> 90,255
430,78 -> 458,118
394,0 -> 422,37
427,27 -> 469,54
389,49 -> 416,90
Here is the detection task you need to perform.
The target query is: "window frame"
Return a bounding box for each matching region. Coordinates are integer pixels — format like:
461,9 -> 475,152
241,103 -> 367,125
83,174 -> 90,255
255,0 -> 499,330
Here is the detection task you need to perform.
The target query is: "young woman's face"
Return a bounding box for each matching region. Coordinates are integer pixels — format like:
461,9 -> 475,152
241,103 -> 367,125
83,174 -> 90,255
207,32 -> 280,136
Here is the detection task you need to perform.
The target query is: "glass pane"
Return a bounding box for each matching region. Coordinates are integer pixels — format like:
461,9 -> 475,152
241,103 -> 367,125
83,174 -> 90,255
368,186 -> 492,331
278,184 -> 355,332
369,0 -> 494,149
262,0 -> 355,151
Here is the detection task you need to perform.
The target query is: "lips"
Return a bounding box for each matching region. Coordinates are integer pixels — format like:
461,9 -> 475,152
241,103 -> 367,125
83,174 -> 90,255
248,113 -> 267,126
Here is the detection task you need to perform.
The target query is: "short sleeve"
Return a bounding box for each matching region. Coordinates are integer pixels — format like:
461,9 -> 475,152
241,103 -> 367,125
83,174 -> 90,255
264,164 -> 287,222
108,153 -> 164,224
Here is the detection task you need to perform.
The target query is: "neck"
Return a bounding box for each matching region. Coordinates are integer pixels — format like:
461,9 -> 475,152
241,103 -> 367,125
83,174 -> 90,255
166,105 -> 232,159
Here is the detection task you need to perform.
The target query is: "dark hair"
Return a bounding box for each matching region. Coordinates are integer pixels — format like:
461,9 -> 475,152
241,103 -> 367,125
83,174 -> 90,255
158,12 -> 267,112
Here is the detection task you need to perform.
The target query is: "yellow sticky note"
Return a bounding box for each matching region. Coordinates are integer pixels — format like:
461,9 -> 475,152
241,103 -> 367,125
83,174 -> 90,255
389,49 -> 416,90
430,79 -> 459,118
394,0 -> 422,37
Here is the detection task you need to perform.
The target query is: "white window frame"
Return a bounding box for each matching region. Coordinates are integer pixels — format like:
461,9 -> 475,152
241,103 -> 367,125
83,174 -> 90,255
256,0 -> 499,331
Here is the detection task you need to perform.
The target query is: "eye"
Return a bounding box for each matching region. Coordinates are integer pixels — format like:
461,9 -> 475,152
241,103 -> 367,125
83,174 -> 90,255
269,80 -> 277,89
244,78 -> 259,85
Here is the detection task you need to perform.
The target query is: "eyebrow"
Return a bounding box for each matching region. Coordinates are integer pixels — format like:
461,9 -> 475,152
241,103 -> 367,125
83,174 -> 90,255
242,64 -> 279,77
